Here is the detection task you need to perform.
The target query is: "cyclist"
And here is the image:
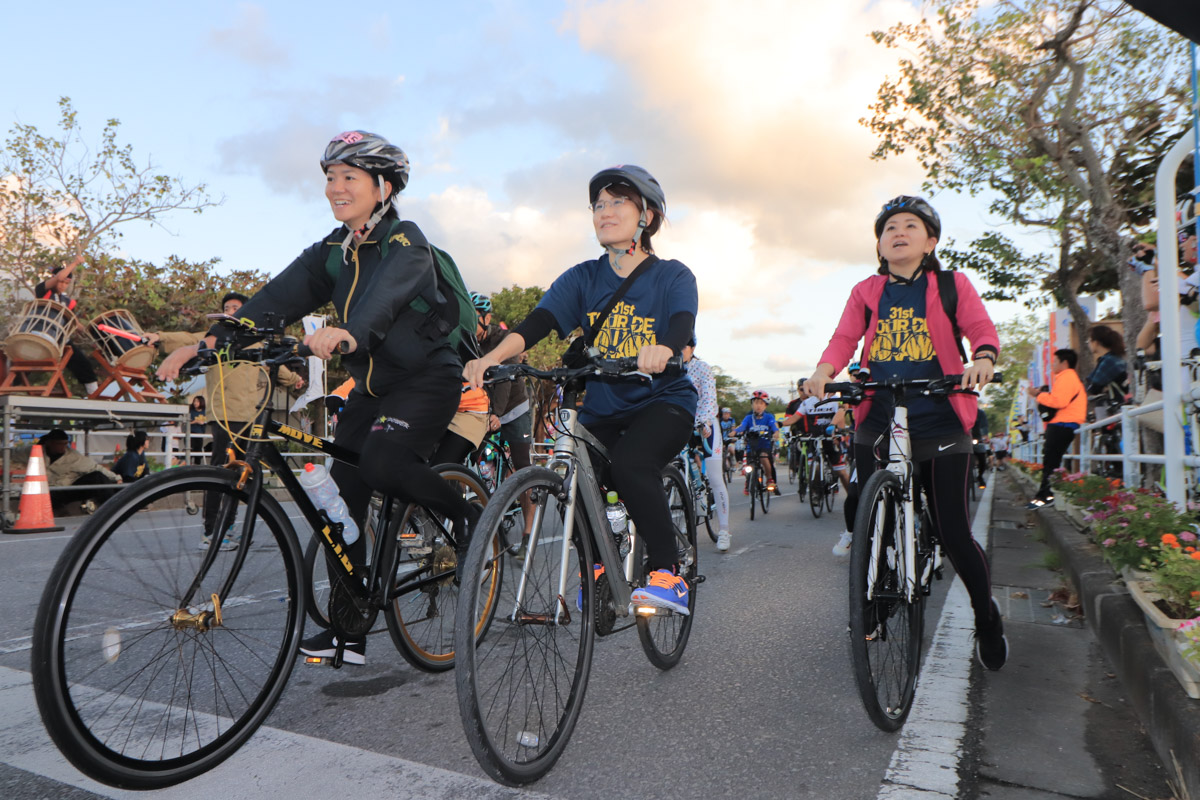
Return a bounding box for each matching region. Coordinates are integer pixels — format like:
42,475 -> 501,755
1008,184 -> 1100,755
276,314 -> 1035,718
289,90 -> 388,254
158,131 -> 479,666
684,339 -> 731,552
736,390 -> 780,496
801,195 -> 1006,671
464,164 -> 698,615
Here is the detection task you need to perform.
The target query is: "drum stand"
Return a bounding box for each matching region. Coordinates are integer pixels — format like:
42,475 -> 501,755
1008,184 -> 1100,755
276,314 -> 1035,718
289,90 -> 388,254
0,348 -> 75,398
89,358 -> 165,403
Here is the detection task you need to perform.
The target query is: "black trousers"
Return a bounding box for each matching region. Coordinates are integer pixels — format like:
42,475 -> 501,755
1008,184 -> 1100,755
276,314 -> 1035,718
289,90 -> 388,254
52,471 -> 117,510
1037,424 -> 1077,500
203,420 -> 250,532
331,367 -> 465,565
587,402 -> 694,572
854,441 -> 997,631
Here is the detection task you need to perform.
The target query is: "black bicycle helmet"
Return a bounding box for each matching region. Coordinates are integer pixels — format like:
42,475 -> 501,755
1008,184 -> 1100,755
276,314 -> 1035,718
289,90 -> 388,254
321,131 -> 410,195
588,164 -> 665,215
874,195 -> 941,240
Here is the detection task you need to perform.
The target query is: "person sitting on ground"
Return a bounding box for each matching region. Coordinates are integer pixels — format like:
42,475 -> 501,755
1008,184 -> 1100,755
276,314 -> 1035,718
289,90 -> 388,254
113,433 -> 149,483
39,429 -> 120,514
34,257 -> 100,397
1026,348 -> 1087,509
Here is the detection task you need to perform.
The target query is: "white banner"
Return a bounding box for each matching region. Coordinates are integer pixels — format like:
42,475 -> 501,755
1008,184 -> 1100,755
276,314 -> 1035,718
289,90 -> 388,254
289,316 -> 326,413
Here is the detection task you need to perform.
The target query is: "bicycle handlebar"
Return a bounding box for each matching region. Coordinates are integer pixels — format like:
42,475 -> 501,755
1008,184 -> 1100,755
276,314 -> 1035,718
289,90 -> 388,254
824,371 -> 1004,402
483,356 -> 684,385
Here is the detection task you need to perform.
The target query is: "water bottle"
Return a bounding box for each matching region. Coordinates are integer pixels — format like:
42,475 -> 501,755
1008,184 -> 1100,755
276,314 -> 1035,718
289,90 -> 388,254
605,491 -> 630,558
297,462 -> 359,545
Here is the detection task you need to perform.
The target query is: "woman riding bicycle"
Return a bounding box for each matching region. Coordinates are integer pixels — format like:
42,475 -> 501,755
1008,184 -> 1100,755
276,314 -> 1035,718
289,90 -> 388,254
464,164 -> 698,615
801,195 -> 1007,671
158,130 -> 477,665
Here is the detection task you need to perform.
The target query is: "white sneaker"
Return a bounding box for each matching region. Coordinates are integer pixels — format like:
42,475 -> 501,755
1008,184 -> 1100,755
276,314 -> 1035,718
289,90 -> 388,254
832,531 -> 853,557
716,531 -> 731,552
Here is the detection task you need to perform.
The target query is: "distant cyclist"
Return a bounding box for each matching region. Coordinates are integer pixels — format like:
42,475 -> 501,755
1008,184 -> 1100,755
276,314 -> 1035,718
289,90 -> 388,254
684,339 -> 731,552
801,195 -> 1006,671
736,390 -> 780,496
782,385 -> 853,550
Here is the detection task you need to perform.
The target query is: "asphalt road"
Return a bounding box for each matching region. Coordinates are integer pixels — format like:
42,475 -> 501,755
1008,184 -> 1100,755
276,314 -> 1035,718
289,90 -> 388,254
0,476 -> 955,799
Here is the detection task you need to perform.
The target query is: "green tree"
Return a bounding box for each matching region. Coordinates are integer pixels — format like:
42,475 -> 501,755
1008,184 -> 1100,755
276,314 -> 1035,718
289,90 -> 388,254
865,1 -> 1191,364
1,97 -> 218,310
982,312 -> 1045,432
487,284 -> 567,369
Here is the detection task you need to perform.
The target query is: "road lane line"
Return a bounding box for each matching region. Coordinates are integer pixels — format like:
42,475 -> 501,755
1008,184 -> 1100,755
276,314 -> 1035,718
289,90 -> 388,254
876,481 -> 994,799
0,665 -> 559,799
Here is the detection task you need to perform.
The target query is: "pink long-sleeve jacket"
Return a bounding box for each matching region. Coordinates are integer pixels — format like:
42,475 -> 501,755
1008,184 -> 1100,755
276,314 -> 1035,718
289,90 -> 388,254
817,271 -> 1000,434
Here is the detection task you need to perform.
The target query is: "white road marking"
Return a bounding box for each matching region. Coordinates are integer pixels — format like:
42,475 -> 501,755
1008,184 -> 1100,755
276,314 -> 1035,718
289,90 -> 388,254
876,481 -> 993,798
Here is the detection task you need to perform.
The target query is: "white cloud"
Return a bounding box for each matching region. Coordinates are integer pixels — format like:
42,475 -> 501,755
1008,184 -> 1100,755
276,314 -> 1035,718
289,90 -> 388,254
731,321 -> 807,339
207,4 -> 288,67
763,354 -> 811,373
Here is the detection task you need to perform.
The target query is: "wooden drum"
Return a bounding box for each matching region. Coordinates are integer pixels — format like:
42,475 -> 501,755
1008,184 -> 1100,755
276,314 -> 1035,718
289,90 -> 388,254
2,299 -> 78,362
87,309 -> 155,371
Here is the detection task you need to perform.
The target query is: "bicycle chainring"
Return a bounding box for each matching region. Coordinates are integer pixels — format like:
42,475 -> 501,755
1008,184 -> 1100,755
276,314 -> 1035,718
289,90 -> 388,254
594,572 -> 618,636
328,571 -> 378,639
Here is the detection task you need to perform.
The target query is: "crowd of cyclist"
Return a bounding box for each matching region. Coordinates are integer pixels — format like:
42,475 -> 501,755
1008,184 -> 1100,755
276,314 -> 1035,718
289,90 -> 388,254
155,129 -> 1011,672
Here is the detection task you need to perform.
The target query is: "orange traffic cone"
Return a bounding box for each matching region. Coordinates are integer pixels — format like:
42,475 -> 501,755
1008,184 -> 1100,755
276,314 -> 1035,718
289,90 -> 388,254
5,444 -> 64,534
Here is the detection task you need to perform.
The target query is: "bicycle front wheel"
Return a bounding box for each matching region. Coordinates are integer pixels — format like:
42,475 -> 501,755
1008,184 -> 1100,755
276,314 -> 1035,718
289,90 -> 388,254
825,468 -> 836,512
386,464 -> 501,672
636,466 -> 697,669
31,467 -> 304,788
455,467 -> 595,786
809,475 -> 825,518
701,479 -> 717,543
848,469 -> 924,732
749,468 -> 757,521
759,471 -> 770,514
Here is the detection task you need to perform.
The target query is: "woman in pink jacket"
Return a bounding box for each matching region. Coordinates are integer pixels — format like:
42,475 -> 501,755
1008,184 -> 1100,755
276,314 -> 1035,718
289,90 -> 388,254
802,196 -> 1007,671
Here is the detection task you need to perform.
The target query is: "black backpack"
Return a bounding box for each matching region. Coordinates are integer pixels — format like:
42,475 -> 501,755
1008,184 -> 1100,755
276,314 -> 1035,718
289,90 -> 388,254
863,271 -> 968,363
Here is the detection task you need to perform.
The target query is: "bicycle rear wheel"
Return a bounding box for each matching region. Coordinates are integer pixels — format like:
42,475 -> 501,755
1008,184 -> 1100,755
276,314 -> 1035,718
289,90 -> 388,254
848,469 -> 924,732
386,464 -> 502,672
32,467 -> 304,788
455,467 -> 595,786
636,466 -> 697,669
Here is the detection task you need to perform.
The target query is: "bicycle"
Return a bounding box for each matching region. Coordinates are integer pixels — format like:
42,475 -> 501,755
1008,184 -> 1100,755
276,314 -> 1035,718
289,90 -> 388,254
30,316 -> 505,788
828,372 -> 1000,731
454,356 -> 700,786
676,429 -> 718,543
471,429 -> 517,495
741,430 -> 772,519
723,438 -> 737,486
805,434 -> 837,518
787,433 -> 810,501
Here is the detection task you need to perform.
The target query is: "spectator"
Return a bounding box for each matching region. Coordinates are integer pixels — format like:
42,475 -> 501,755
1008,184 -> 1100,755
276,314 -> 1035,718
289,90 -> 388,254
188,395 -> 207,463
39,429 -> 119,514
1016,414 -> 1030,443
113,433 -> 149,483
34,258 -> 99,396
1025,349 -> 1087,509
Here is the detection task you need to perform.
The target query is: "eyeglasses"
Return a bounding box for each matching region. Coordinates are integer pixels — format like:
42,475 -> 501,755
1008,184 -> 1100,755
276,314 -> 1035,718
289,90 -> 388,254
589,197 -> 629,214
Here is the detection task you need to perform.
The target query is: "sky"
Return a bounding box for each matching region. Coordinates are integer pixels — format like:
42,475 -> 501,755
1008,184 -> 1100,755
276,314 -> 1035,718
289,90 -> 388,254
1,0 -> 1060,395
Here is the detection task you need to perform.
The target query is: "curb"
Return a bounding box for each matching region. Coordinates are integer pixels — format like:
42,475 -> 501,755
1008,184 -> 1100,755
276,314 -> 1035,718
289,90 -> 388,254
1008,470 -> 1200,797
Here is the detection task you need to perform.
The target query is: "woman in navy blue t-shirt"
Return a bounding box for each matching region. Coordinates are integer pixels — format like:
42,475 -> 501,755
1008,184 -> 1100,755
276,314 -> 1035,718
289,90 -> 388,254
464,165 -> 698,614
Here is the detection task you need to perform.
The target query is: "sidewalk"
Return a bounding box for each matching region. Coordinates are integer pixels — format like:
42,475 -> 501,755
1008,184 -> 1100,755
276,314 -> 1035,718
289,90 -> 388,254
980,470 -> 1198,799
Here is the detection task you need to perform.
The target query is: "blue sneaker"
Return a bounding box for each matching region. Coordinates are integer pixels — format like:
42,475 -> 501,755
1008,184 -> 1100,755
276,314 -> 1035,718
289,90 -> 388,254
630,569 -> 690,615
576,564 -> 604,611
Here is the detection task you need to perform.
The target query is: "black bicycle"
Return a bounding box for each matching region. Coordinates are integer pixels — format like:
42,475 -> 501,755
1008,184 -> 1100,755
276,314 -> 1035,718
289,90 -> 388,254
455,357 -> 699,785
742,430 -> 772,519
805,435 -> 837,518
30,316 -> 505,788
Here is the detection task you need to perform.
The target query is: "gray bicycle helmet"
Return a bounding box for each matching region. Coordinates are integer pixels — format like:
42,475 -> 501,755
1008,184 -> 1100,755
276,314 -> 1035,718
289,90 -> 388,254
588,164 -> 666,264
321,130 -> 410,194
874,195 -> 941,240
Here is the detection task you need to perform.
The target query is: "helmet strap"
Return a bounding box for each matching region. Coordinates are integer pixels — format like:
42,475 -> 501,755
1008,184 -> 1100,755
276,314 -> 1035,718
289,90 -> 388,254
604,210 -> 648,270
338,175 -> 394,263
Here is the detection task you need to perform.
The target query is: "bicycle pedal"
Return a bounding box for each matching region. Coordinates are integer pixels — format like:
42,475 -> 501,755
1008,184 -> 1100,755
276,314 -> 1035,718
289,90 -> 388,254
694,574 -> 707,584
303,656 -> 341,668
403,546 -> 432,556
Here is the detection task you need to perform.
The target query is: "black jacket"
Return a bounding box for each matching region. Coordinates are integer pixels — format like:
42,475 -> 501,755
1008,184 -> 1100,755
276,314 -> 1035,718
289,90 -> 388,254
217,218 -> 459,396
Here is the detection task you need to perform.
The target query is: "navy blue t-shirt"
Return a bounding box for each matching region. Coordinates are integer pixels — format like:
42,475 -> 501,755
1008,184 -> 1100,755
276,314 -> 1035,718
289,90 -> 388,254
861,275 -> 959,439
537,255 -> 698,425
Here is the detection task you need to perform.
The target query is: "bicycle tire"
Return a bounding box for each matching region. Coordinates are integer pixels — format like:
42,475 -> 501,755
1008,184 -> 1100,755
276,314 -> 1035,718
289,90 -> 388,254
701,479 -> 717,543
635,466 -> 697,669
749,465 -> 757,521
455,466 -> 595,786
847,469 -> 924,732
759,471 -> 770,514
386,464 -> 502,672
31,467 -> 304,788
787,448 -> 798,484
809,476 -> 825,518
825,467 -> 836,512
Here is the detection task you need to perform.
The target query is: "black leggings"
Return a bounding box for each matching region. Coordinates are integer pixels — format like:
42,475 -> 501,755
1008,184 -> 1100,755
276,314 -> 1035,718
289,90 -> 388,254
587,402 -> 694,572
331,367 -> 466,565
431,430 -> 477,467
854,442 -> 995,630
1037,424 -> 1077,500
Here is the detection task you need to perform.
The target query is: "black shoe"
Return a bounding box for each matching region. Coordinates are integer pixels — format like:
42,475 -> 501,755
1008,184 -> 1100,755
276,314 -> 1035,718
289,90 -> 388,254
1024,497 -> 1053,510
300,630 -> 365,665
975,599 -> 1008,671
